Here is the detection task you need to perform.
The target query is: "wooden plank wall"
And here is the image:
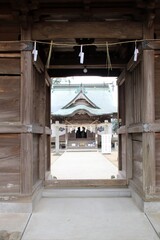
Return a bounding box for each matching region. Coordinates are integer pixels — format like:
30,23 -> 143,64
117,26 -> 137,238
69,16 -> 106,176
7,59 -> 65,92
0,43 -> 51,197
0,51 -> 21,195
0,134 -> 20,193
118,49 -> 160,199
118,59 -> 144,192
132,134 -> 143,189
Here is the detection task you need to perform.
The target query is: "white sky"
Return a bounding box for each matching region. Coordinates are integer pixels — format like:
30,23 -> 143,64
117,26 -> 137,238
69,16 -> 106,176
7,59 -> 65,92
68,76 -> 117,84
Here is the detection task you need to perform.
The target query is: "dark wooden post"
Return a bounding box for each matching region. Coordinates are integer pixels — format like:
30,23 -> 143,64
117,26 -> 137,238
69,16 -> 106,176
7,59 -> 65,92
20,26 -> 33,195
125,72 -> 133,180
142,20 -> 155,196
142,50 -> 155,196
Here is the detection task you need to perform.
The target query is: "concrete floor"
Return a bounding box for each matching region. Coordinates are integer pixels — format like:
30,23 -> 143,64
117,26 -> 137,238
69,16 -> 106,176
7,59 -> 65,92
1,151 -> 160,240
51,151 -> 118,179
0,191 -> 160,240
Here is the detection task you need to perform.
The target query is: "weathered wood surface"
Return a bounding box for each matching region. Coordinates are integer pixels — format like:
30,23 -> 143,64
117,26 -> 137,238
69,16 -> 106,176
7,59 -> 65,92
32,21 -> 143,39
132,135 -> 143,189
142,50 -> 155,123
126,133 -> 132,180
33,134 -> 39,185
0,76 -> 20,122
118,82 -> 125,126
125,72 -> 133,125
21,133 -> 33,194
155,54 -> 160,120
155,133 -> 160,191
132,63 -> 142,124
44,179 -> 128,188
0,58 -> 20,75
0,42 -> 32,51
0,134 -> 20,193
142,133 -> 155,195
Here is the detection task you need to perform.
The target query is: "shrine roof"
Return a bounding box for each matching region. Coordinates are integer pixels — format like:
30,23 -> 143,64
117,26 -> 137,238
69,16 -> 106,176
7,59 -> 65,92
51,83 -> 117,116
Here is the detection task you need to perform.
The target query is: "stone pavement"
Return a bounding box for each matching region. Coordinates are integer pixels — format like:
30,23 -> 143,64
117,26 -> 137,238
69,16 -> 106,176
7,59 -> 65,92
0,190 -> 160,240
51,151 -> 118,179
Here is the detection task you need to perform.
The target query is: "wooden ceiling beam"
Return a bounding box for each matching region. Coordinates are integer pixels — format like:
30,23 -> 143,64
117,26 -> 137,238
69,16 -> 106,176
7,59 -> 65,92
48,64 -> 125,69
33,7 -> 137,18
32,21 -> 142,39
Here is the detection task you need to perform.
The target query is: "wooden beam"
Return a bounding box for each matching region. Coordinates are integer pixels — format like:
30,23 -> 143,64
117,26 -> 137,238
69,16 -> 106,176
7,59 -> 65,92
142,40 -> 160,50
117,126 -> 127,134
45,71 -> 52,86
127,51 -> 142,72
33,55 -> 44,73
117,69 -> 125,86
128,124 -> 143,133
0,53 -> 20,58
44,179 -> 127,188
32,21 -> 143,39
48,64 -> 125,69
0,41 -> 32,52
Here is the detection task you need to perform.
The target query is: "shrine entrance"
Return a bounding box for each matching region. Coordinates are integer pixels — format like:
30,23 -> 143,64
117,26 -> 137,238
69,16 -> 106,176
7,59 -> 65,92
50,76 -> 119,182
0,1 -> 160,210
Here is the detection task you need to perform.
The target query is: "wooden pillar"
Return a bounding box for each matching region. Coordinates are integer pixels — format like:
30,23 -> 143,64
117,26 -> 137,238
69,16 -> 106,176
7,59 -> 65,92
141,17 -> 156,196
125,73 -> 133,180
142,50 -> 155,196
20,26 -> 33,194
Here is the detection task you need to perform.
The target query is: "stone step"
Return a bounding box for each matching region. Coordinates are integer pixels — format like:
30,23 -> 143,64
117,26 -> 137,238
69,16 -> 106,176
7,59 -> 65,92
42,188 -> 131,198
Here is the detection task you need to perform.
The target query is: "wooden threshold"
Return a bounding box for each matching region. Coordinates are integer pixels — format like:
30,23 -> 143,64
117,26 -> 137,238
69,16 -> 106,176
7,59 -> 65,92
44,179 -> 127,189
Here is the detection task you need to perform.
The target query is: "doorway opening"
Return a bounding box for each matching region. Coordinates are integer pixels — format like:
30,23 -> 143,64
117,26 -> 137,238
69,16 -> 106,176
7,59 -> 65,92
49,76 -> 121,181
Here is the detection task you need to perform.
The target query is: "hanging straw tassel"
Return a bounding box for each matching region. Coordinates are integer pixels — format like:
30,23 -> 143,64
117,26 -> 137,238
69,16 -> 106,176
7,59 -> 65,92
46,40 -> 53,68
106,42 -> 112,72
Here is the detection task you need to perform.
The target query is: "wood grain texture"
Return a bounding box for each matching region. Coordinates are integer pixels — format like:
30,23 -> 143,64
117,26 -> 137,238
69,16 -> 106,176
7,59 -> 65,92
0,58 -> 20,75
155,133 -> 160,190
0,134 -> 20,193
132,136 -> 143,189
20,133 -> 33,194
32,21 -> 142,39
33,134 -> 39,185
142,50 -> 155,123
0,76 -> 20,122
44,179 -> 127,188
142,133 -> 156,195
155,54 -> 160,120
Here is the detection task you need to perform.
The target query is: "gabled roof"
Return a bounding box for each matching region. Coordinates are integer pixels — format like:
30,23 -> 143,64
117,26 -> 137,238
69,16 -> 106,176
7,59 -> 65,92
62,89 -> 100,109
51,83 -> 117,117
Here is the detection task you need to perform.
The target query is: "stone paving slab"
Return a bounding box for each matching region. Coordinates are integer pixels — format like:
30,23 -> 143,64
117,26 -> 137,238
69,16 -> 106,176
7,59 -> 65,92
146,212 -> 160,238
0,213 -> 31,239
22,198 -> 159,240
51,151 -> 118,179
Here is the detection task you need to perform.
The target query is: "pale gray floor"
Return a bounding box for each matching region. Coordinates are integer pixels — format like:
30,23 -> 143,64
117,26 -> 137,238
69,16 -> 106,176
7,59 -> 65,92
21,197 -> 159,240
51,151 -> 118,179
